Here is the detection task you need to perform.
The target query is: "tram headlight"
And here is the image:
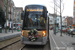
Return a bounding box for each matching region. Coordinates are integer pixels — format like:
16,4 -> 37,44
21,30 -> 24,36
42,31 -> 46,37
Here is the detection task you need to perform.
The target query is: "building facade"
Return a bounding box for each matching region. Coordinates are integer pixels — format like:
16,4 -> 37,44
48,13 -> 54,26
8,0 -> 14,28
63,16 -> 73,27
62,16 -> 67,26
56,15 -> 61,29
66,17 -> 73,26
73,0 -> 75,24
48,13 -> 61,29
3,0 -> 14,28
0,0 -> 4,10
73,0 -> 75,18
13,7 -> 23,29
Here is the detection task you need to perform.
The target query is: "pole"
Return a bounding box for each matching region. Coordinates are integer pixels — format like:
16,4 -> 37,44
9,0 -> 11,32
12,5 -> 14,33
5,0 -> 8,33
55,0 -> 57,35
60,0 -> 62,36
54,0 -> 57,35
53,0 -> 55,34
12,17 -> 13,33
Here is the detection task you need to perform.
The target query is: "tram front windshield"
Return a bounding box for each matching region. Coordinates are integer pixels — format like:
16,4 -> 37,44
24,13 -> 46,30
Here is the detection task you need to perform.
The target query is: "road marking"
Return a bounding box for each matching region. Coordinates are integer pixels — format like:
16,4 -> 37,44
61,41 -> 67,47
50,31 -> 59,50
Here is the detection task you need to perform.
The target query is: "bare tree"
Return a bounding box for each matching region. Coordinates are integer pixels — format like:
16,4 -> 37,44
49,0 -> 65,36
4,0 -> 8,33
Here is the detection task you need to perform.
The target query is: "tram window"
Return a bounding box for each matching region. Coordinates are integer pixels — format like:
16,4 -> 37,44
22,6 -> 47,30
23,13 -> 46,29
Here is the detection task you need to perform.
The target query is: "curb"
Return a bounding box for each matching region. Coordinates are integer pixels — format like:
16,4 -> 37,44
0,33 -> 21,42
49,30 -> 54,50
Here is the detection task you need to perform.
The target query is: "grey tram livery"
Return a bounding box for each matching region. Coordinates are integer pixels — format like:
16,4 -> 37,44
21,5 -> 49,45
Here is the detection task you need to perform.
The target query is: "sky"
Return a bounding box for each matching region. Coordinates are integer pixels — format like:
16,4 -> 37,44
13,0 -> 74,17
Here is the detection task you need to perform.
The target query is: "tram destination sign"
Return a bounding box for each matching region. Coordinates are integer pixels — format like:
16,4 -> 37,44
26,8 -> 43,12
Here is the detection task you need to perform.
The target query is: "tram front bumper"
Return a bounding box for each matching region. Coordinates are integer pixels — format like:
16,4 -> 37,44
23,41 -> 46,45
21,35 -> 46,45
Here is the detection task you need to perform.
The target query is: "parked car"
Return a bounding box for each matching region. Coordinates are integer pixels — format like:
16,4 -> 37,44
71,29 -> 75,37
62,28 -> 67,33
67,28 -> 75,37
49,26 -> 53,30
67,29 -> 73,35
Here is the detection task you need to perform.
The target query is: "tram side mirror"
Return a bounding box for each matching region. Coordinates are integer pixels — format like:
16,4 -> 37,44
21,11 -> 24,20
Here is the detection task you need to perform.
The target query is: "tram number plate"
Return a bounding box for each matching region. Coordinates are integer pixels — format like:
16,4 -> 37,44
73,32 -> 75,34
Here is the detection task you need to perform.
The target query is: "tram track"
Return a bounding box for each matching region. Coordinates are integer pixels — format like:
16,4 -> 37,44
20,45 -> 44,50
0,37 -> 50,50
0,39 -> 20,50
0,40 -> 50,50
19,41 -> 50,50
19,45 -> 26,50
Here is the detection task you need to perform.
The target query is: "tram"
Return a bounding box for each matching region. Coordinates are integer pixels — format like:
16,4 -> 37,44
21,4 -> 49,45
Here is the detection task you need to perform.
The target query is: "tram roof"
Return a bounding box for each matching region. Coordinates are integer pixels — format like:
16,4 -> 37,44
26,4 -> 46,7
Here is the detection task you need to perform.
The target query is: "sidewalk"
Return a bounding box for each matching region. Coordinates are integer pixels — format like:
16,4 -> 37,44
49,30 -> 75,50
0,31 -> 21,41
